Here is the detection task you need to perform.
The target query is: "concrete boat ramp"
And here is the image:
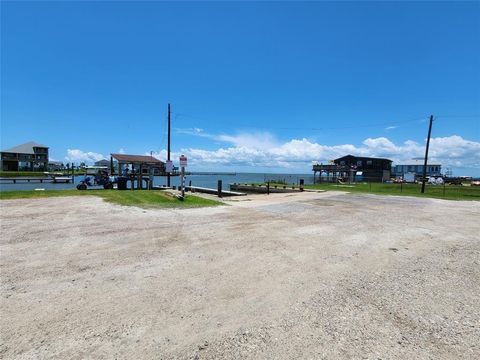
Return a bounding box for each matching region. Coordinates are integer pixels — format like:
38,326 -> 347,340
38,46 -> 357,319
186,185 -> 246,196
152,185 -> 246,196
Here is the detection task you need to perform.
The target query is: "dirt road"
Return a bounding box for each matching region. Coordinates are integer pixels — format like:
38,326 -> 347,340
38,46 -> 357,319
1,191 -> 479,359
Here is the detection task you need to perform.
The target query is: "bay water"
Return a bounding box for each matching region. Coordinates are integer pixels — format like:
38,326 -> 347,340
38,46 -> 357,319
0,172 -> 315,192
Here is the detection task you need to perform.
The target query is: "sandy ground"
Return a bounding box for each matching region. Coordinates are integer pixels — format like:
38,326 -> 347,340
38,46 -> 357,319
1,191 -> 479,359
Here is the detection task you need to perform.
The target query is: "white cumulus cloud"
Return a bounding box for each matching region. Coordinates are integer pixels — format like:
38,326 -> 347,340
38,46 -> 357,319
65,149 -> 106,163
167,132 -> 480,172
144,131 -> 479,174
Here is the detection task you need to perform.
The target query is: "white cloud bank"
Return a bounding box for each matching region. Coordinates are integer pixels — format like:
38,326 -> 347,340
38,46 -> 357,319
65,148 -> 129,163
155,133 -> 480,172
65,149 -> 105,163
65,133 -> 480,175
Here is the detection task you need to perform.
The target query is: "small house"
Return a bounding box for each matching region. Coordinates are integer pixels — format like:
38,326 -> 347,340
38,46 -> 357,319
392,160 -> 442,179
94,159 -> 111,167
0,141 -> 49,171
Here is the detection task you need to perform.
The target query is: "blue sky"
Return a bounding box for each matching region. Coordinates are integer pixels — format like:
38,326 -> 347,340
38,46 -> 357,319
1,1 -> 479,174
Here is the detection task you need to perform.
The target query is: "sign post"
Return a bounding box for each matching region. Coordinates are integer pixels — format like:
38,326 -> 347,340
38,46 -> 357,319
179,155 -> 187,197
165,160 -> 173,174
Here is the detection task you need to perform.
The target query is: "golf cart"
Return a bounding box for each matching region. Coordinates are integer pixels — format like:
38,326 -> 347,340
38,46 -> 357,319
77,167 -> 115,190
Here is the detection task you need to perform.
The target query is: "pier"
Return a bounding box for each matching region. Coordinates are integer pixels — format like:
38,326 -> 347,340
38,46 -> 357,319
52,176 -> 74,183
0,175 -> 74,184
186,172 -> 236,176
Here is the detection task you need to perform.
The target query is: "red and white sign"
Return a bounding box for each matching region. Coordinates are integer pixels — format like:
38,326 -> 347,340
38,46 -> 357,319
179,155 -> 187,167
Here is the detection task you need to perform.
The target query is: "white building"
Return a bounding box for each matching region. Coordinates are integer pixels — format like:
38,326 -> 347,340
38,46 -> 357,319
392,159 -> 442,179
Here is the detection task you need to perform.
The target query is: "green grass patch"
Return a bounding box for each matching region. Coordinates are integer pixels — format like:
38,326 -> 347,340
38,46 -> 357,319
0,189 -> 222,208
305,182 -> 480,201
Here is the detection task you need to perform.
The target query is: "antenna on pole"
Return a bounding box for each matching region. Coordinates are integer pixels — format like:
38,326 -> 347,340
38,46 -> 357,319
421,115 -> 434,194
167,103 -> 171,187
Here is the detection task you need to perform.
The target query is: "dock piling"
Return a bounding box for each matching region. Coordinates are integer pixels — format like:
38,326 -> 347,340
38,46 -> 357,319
217,180 -> 222,198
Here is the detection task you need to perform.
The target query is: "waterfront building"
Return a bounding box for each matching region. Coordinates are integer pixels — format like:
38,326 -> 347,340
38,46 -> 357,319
392,160 -> 442,179
0,141 -> 49,171
313,155 -> 392,183
111,153 -> 165,189
94,159 -> 111,167
48,161 -> 64,172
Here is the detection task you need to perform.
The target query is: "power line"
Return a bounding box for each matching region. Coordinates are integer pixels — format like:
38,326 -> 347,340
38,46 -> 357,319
171,111 -> 479,135
273,117 -> 427,131
172,112 -> 429,131
436,115 -> 480,119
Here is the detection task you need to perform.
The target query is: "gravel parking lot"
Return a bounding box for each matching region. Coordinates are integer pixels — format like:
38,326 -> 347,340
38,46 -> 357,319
1,191 -> 479,359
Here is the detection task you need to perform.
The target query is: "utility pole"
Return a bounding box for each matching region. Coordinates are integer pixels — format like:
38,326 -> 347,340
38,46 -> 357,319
421,115 -> 434,194
167,103 -> 171,187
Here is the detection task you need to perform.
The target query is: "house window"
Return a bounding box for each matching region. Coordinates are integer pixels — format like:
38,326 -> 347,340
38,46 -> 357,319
357,160 -> 362,166
366,160 -> 372,166
1,153 -> 17,160
340,161 -> 345,165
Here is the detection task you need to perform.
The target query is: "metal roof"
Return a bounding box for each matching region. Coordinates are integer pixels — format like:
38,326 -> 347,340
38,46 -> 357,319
111,153 -> 164,165
334,154 -> 392,162
1,141 -> 49,154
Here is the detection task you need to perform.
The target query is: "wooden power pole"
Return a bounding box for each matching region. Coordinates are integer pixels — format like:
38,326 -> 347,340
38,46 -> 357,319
167,103 -> 171,187
421,115 -> 434,194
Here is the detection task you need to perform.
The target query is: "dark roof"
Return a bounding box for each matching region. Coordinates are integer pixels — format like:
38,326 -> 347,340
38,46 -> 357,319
2,141 -> 48,154
111,153 -> 164,165
335,154 -> 392,162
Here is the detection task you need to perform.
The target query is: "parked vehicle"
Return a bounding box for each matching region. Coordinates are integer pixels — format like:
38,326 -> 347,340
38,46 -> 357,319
77,168 -> 114,190
445,177 -> 463,186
